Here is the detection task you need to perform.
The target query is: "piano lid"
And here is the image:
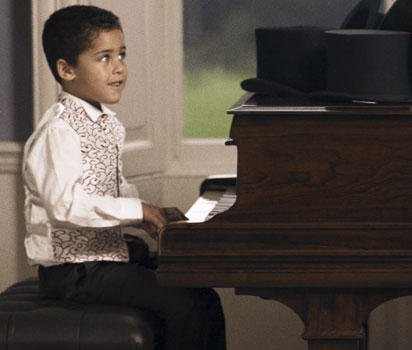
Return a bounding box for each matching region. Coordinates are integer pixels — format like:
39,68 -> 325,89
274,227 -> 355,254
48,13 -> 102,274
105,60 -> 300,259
227,93 -> 412,115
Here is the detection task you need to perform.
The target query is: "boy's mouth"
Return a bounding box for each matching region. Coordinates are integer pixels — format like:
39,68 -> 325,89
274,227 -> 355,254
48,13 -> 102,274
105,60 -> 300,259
109,80 -> 123,88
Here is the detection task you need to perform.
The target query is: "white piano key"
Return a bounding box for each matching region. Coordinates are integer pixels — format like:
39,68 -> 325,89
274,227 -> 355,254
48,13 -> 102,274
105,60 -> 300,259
185,188 -> 237,222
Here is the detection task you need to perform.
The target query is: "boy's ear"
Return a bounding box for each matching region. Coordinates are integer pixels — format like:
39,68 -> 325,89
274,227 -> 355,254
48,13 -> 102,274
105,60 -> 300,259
56,58 -> 76,81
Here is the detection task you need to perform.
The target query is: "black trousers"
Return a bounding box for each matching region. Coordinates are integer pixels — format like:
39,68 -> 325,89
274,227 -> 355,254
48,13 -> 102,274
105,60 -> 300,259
38,237 -> 226,350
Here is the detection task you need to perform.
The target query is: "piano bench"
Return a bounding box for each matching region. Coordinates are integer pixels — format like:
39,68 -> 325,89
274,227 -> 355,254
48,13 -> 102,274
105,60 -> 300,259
0,277 -> 162,350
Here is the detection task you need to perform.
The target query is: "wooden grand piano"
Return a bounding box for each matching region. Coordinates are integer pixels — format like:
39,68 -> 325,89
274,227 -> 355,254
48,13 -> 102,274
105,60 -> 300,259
157,93 -> 412,350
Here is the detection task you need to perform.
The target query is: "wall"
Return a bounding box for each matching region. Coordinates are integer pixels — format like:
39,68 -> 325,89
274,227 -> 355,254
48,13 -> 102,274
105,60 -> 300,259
0,144 -> 36,291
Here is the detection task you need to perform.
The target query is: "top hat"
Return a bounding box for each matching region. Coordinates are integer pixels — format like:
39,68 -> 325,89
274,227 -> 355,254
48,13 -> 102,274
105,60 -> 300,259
240,0 -> 384,97
241,0 -> 411,102
310,29 -> 411,103
379,0 -> 412,84
240,26 -> 330,97
341,0 -> 383,29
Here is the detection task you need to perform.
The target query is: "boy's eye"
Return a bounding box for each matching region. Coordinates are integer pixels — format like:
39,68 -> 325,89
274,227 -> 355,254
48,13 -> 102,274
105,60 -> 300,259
100,55 -> 109,62
119,52 -> 126,60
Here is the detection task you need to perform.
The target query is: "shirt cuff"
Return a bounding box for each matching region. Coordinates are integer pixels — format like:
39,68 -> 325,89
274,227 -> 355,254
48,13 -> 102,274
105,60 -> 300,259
118,197 -> 143,225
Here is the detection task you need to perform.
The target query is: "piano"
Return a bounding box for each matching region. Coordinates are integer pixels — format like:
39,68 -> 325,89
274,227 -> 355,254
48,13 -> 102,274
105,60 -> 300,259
158,93 -> 412,350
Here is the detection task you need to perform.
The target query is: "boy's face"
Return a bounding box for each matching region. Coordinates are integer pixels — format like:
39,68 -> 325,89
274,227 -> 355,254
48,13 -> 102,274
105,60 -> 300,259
62,29 -> 128,109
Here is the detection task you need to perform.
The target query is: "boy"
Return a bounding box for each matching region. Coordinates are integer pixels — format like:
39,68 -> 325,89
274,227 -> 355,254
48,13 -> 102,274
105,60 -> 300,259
23,5 -> 226,350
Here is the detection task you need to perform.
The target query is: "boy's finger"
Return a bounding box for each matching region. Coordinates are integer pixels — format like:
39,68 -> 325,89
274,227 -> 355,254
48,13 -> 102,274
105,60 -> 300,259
165,207 -> 188,221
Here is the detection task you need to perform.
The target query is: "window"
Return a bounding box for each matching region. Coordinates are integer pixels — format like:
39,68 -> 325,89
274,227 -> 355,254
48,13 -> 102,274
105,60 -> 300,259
183,0 -> 362,139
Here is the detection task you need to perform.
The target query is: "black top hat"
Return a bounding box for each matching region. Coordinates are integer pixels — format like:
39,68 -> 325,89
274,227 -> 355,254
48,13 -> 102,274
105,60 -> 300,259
310,29 -> 411,103
341,0 -> 383,29
379,0 -> 412,84
241,0 -> 384,97
241,1 -> 411,103
241,26 -> 330,97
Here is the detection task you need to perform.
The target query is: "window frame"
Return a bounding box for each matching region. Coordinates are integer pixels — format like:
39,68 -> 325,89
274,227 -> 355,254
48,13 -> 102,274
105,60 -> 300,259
164,0 -> 237,179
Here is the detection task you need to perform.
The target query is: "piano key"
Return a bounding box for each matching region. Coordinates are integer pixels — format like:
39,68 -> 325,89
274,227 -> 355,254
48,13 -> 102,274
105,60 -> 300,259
186,187 -> 237,222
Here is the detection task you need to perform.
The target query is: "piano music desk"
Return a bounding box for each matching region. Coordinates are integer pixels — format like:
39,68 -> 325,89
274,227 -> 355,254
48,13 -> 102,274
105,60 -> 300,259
158,93 -> 412,350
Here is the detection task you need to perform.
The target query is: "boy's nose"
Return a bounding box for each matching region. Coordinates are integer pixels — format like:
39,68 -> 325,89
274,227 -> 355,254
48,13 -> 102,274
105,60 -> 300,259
113,61 -> 125,74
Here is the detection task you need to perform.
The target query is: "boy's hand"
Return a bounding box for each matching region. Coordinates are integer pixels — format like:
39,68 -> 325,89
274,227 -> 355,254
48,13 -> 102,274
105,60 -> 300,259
141,202 -> 187,240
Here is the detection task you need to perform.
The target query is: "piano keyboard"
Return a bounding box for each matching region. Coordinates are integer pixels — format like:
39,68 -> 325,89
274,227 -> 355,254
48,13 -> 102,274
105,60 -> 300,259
185,187 -> 237,222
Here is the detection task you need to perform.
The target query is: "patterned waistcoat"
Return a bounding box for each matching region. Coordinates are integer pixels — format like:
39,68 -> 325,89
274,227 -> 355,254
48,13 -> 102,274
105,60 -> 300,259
51,97 -> 129,263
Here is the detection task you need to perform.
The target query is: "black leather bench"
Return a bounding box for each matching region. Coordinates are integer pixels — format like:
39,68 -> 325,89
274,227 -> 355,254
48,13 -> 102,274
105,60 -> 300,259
0,278 -> 162,350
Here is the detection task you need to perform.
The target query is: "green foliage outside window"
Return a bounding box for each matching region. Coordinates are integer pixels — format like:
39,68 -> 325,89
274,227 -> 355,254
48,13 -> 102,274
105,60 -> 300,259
183,69 -> 246,139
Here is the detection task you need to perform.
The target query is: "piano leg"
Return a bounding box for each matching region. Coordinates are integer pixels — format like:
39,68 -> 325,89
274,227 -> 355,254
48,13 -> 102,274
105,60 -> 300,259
236,288 -> 412,350
302,290 -> 365,350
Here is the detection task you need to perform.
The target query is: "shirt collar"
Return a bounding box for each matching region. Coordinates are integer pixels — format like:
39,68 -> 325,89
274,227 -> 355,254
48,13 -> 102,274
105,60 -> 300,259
59,91 -> 116,122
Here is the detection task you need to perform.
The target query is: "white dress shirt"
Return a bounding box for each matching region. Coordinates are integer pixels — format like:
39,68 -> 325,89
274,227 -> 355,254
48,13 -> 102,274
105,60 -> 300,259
23,92 -> 143,266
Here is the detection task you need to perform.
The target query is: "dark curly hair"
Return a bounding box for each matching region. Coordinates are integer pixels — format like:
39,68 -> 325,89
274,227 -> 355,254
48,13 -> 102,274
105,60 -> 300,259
42,5 -> 123,83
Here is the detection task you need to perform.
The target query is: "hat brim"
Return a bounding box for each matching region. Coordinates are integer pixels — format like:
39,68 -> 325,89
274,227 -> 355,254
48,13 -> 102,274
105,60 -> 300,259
309,90 -> 412,103
241,78 -> 412,103
240,78 -> 305,97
